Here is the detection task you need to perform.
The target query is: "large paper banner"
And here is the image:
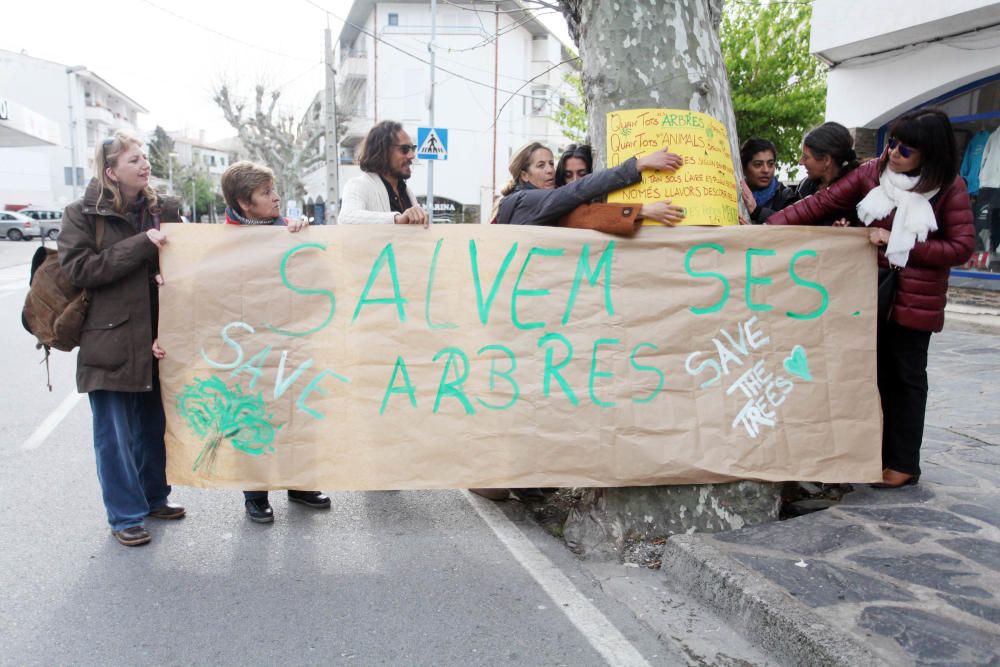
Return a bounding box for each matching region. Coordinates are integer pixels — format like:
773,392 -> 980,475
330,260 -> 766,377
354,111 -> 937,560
159,224 -> 882,490
606,108 -> 739,227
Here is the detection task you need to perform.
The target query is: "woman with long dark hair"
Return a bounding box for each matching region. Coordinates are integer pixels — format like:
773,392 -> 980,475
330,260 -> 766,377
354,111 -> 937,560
769,109 -> 975,488
58,131 -> 185,546
794,122 -> 862,226
555,143 -> 594,187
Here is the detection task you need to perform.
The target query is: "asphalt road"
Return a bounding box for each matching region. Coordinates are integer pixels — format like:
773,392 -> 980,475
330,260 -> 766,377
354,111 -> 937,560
0,238 -> 766,666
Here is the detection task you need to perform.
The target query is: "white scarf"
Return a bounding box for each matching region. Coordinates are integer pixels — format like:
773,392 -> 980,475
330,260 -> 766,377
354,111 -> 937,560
856,169 -> 938,268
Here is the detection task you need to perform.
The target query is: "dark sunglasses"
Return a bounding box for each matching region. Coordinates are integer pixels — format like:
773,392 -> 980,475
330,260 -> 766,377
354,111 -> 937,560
887,137 -> 914,159
395,144 -> 418,155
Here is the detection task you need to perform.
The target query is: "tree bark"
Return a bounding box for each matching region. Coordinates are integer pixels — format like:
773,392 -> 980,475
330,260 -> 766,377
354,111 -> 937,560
555,0 -> 780,559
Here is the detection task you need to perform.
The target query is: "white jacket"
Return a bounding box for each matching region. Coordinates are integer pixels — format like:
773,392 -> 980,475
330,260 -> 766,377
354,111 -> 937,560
979,127 -> 1000,190
339,172 -> 416,224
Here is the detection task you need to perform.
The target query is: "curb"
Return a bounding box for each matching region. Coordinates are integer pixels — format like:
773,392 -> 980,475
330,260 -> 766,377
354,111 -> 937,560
660,534 -> 886,667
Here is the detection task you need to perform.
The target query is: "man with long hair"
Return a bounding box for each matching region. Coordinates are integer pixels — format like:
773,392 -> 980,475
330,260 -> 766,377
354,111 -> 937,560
339,120 -> 429,225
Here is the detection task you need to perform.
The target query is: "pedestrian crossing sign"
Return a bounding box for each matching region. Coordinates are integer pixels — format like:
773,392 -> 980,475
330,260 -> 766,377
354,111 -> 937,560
417,127 -> 448,160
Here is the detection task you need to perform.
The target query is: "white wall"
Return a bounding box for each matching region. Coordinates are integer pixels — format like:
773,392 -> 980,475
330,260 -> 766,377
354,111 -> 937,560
812,0 -> 1000,57
812,1 -> 1000,128
0,50 -> 144,209
824,32 -> 1000,128
0,50 -> 82,208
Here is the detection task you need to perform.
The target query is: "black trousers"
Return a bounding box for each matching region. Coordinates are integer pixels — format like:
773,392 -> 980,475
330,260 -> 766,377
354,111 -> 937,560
876,319 -> 932,475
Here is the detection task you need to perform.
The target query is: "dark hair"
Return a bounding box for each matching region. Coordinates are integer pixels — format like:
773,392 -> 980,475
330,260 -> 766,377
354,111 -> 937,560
555,144 -> 594,187
803,122 -> 859,179
358,120 -> 404,174
739,138 -> 777,170
881,109 -> 957,193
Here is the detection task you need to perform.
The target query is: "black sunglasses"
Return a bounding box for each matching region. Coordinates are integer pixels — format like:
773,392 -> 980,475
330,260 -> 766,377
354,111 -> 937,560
394,144 -> 418,155
887,137 -> 914,159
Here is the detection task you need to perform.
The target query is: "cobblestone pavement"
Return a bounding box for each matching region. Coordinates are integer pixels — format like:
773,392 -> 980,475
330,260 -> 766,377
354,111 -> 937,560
663,325 -> 1000,666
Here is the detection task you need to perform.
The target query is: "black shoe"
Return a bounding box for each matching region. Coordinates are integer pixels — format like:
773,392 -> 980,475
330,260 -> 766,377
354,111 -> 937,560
245,497 -> 274,523
112,525 -> 151,546
148,502 -> 186,520
288,490 -> 331,509
511,487 -> 545,501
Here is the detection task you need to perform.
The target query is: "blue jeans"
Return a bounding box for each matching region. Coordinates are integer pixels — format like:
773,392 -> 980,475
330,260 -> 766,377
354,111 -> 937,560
89,386 -> 171,531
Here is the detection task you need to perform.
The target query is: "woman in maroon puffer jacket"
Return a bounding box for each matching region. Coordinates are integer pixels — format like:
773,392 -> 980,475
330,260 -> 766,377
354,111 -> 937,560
769,109 -> 974,488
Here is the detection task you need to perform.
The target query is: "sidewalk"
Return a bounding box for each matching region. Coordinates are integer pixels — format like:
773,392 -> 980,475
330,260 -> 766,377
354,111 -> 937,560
661,326 -> 1000,666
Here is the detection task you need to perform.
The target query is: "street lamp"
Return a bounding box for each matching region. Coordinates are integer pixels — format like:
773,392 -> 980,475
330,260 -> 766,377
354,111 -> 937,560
168,151 -> 177,195
65,66 -> 86,201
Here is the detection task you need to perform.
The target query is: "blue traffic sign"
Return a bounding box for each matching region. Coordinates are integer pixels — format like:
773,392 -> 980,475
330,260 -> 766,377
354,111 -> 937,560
417,127 -> 448,160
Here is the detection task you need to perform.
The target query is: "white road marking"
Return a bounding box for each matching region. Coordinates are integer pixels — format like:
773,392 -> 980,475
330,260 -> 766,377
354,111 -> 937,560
21,390 -> 85,451
462,490 -> 652,667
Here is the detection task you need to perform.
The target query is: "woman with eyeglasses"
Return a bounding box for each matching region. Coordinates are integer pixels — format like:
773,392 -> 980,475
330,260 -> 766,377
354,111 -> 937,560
769,109 -> 975,488
57,131 -> 185,546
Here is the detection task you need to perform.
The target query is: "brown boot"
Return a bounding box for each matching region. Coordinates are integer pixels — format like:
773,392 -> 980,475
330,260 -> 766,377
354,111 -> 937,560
870,469 -> 919,488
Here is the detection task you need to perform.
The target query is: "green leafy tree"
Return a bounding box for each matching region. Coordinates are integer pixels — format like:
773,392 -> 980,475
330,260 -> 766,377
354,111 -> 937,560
147,126 -> 176,180
176,168 -> 220,222
721,0 -> 827,173
551,71 -> 587,145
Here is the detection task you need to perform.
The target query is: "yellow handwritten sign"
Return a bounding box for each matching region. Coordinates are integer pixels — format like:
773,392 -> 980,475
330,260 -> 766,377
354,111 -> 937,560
606,109 -> 739,226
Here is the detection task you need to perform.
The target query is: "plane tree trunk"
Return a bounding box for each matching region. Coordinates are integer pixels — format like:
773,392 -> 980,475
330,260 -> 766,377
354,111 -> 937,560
553,0 -> 781,559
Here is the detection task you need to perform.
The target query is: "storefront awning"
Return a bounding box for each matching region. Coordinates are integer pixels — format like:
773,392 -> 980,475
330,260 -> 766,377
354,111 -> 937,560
0,97 -> 61,147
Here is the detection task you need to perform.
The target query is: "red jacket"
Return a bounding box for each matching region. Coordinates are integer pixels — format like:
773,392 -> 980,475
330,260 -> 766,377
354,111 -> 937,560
769,160 -> 974,332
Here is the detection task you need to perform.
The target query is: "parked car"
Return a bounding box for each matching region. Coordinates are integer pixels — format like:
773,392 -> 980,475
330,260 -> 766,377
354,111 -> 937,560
18,207 -> 63,240
0,211 -> 41,241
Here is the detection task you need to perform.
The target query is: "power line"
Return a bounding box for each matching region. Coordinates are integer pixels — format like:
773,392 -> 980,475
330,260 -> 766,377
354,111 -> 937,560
303,0 -> 571,101
139,0 -> 317,63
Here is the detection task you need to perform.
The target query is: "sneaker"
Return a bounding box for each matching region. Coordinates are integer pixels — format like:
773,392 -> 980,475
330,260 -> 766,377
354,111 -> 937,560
148,502 -> 186,520
287,490 -> 331,509
245,497 -> 274,523
112,525 -> 151,547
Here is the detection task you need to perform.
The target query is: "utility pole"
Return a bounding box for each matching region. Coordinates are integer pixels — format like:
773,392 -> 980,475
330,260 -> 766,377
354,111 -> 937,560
168,152 -> 176,195
325,21 -> 340,223
426,0 -> 437,221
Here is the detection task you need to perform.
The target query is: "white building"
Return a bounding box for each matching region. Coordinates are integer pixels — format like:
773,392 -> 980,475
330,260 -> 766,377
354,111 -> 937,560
169,131 -> 236,185
303,0 -> 580,223
0,49 -> 146,210
811,0 -> 1000,272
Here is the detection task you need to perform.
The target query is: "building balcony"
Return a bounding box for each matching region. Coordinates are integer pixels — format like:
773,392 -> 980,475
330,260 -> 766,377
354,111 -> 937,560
84,104 -> 115,126
337,54 -> 368,88
340,116 -> 372,143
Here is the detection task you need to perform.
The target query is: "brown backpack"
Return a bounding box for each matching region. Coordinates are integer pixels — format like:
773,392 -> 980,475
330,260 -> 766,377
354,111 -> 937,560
22,219 -> 104,389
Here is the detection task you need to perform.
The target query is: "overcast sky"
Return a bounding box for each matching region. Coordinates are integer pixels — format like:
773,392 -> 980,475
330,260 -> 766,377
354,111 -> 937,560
5,0 -> 571,143
6,0 -> 361,141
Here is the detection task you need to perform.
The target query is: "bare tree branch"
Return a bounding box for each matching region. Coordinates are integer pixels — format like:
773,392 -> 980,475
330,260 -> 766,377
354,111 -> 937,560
213,81 -> 325,203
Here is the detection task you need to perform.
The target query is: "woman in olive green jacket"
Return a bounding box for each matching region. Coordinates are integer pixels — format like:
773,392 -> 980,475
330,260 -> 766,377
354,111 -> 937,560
58,130 -> 184,547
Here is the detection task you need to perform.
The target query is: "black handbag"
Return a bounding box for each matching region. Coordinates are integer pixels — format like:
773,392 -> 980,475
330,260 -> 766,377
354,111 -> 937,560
877,266 -> 899,322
